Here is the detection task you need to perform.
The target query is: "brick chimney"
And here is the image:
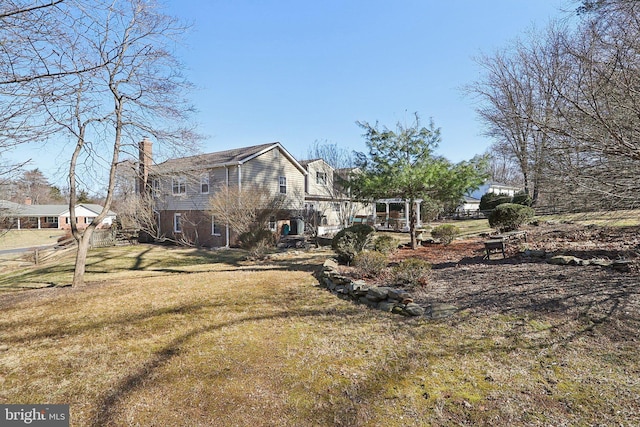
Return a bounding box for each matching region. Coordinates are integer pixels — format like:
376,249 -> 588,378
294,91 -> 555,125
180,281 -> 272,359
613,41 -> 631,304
138,137 -> 153,194
24,197 -> 32,205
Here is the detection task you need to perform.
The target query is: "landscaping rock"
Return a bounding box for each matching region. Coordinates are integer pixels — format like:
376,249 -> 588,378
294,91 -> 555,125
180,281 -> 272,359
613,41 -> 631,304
377,301 -> 396,312
524,249 -> 546,258
428,303 -> 458,319
358,296 -> 379,308
323,258 -> 339,269
328,273 -> 351,285
590,259 -> 612,267
403,303 -> 426,316
366,286 -> 392,302
612,260 -> 632,272
388,289 -> 412,301
348,280 -> 369,292
548,255 -> 582,265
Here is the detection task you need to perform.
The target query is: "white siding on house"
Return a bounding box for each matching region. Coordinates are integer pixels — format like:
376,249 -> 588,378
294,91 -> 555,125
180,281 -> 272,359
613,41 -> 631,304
305,159 -> 335,199
240,148 -> 305,210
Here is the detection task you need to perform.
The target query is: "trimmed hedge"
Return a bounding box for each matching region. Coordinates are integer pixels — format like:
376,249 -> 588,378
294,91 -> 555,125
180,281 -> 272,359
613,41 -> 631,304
479,192 -> 512,210
488,203 -> 534,232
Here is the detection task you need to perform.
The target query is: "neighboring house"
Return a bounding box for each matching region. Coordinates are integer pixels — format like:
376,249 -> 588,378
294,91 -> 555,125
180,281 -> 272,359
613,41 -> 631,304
468,181 -> 523,200
0,200 -> 116,230
146,142 -> 307,247
455,181 -> 524,218
459,195 -> 481,212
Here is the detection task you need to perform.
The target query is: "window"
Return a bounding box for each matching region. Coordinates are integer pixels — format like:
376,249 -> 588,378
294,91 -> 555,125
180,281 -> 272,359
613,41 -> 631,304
279,176 -> 287,194
174,213 -> 182,233
152,179 -> 160,195
65,217 -> 70,224
316,171 -> 327,185
201,175 -> 209,194
85,217 -> 94,224
269,216 -> 277,231
211,215 -> 222,236
172,177 -> 186,195
45,217 -> 58,224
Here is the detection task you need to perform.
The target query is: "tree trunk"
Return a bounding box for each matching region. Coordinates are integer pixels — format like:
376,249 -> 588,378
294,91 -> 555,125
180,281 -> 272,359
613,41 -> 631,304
71,228 -> 94,287
409,200 -> 417,250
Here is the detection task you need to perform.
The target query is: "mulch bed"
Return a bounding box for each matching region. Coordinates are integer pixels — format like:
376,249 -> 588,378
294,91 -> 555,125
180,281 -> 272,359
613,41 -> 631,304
351,222 -> 640,340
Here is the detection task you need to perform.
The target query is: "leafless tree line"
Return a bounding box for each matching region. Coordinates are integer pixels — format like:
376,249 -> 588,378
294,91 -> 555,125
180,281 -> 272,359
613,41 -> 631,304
469,0 -> 640,211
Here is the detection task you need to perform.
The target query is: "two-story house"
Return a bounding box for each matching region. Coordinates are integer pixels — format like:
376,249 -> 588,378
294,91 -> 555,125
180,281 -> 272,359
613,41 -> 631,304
145,141 -> 307,247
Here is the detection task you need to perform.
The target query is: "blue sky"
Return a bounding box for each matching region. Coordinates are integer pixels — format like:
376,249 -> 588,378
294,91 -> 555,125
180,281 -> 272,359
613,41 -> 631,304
8,0 -> 573,191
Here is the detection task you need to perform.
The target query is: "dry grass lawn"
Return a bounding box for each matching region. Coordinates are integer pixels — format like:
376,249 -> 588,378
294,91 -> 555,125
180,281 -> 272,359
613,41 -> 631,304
0,244 -> 638,426
0,229 -> 67,250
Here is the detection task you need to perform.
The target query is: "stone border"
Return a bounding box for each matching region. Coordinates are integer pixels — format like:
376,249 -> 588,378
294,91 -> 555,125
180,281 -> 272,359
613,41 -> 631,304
318,258 -> 458,318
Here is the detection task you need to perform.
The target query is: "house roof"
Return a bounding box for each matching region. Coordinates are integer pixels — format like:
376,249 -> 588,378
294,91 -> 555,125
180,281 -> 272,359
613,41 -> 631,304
0,201 -> 115,218
153,142 -> 307,175
463,196 -> 480,203
59,204 -> 117,217
0,200 -> 21,211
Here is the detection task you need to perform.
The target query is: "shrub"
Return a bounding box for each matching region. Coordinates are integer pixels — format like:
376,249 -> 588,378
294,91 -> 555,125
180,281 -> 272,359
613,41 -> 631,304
479,192 -> 512,211
391,258 -> 432,288
430,224 -> 460,245
238,228 -> 276,251
512,191 -> 533,206
488,203 -> 534,232
353,251 -> 388,278
372,234 -> 398,254
331,224 -> 375,264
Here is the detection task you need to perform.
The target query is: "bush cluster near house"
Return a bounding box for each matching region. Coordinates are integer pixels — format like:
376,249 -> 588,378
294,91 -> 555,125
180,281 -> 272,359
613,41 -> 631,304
332,224 -> 431,289
489,203 -> 535,232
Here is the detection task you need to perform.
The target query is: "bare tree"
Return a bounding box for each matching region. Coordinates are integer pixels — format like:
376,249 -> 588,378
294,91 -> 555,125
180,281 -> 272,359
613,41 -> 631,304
469,26 -> 569,206
542,2 -> 640,208
208,184 -> 288,238
471,2 -> 640,211
2,0 -> 198,286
